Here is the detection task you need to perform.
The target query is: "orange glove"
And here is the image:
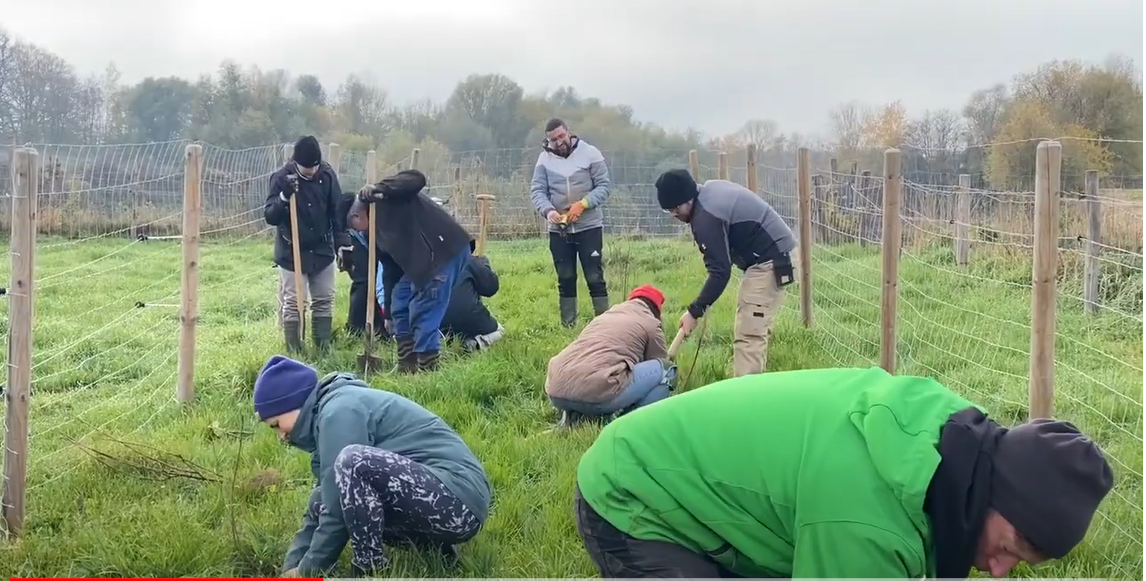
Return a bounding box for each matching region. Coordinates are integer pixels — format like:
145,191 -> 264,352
567,199 -> 589,222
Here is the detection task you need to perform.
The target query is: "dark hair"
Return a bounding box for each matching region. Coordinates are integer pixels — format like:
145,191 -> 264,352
544,118 -> 566,133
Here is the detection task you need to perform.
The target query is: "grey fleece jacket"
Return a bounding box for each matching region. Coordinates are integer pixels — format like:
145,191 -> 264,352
529,137 -> 612,234
282,372 -> 492,576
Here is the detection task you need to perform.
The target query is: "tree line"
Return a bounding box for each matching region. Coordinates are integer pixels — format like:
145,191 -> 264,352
0,26 -> 1140,190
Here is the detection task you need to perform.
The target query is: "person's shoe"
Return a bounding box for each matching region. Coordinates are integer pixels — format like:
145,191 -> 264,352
417,350 -> 440,372
312,316 -> 333,351
557,409 -> 591,428
591,296 -> 610,316
283,320 -> 304,353
559,297 -> 578,327
396,335 -> 418,374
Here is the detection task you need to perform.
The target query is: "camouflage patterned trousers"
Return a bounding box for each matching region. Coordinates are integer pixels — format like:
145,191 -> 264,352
334,444 -> 481,572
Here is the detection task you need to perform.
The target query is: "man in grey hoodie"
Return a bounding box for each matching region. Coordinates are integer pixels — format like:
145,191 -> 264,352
530,118 -> 613,327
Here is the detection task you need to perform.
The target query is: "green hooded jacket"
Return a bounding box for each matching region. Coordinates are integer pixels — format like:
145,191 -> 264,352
575,366 -> 979,578
283,372 -> 492,576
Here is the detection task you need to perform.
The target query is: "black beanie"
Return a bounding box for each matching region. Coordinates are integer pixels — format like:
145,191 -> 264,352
292,136 -> 322,168
655,169 -> 699,210
990,419 -> 1114,559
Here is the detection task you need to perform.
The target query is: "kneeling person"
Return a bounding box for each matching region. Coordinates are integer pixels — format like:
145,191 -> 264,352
254,355 -> 493,577
545,285 -> 676,426
441,252 -> 505,352
574,366 -> 1114,579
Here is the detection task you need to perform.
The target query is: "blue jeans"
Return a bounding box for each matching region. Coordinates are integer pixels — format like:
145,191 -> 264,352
391,248 -> 471,353
551,359 -> 677,417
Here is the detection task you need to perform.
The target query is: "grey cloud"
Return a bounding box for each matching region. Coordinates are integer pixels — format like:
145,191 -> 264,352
5,0 -> 1141,137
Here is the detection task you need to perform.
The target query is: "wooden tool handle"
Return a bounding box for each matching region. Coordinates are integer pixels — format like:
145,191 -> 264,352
288,194 -> 307,341
667,328 -> 687,359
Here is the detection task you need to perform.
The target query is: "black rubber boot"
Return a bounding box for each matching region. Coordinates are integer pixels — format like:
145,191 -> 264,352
417,350 -> 440,372
312,316 -> 333,351
396,335 -> 418,374
560,297 -> 578,327
591,296 -> 610,316
283,320 -> 304,353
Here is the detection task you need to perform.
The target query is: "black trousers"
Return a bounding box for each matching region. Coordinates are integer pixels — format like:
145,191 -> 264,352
549,227 -> 607,299
574,485 -> 743,578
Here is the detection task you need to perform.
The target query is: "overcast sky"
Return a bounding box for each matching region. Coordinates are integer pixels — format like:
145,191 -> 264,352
2,0 -> 1141,137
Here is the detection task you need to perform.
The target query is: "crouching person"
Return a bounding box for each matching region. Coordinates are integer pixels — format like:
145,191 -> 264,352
573,366 -> 1114,578
253,355 -> 493,577
357,169 -> 475,373
441,252 -> 505,352
341,194 -> 388,339
545,285 -> 676,426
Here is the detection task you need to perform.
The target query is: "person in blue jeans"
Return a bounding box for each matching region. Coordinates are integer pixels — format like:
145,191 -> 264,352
544,284 -> 677,427
356,169 -> 475,373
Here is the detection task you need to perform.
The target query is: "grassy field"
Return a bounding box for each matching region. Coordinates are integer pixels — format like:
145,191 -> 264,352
0,234 -> 1140,579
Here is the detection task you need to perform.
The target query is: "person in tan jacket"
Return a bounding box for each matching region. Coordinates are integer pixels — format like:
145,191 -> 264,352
545,284 -> 677,426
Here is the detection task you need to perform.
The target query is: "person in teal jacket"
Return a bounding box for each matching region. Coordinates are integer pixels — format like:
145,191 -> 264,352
253,355 -> 493,576
574,366 -> 1114,579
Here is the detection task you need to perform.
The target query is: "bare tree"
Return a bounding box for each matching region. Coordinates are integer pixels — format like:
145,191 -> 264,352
827,101 -> 868,155
739,118 -> 779,149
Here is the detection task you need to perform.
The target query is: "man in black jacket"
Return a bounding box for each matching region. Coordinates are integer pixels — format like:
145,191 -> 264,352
356,169 -> 474,373
265,136 -> 351,353
441,253 -> 505,352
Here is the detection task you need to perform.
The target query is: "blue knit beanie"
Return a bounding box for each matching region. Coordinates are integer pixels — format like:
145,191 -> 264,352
253,355 -> 319,420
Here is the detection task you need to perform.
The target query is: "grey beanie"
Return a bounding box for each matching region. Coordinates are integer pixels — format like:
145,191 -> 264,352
991,419 -> 1114,559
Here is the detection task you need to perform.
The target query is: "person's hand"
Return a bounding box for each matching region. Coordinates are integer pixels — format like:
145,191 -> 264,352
546,210 -> 562,224
281,567 -> 299,578
678,311 -> 698,338
336,246 -> 354,271
282,175 -> 299,199
358,184 -> 380,203
567,200 -> 587,222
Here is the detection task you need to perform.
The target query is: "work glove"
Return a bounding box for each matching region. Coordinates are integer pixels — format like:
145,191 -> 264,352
567,199 -> 588,222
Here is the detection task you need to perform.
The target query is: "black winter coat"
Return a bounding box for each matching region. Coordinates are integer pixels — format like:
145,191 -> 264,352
367,187 -> 474,287
441,255 -> 500,338
264,162 -> 351,274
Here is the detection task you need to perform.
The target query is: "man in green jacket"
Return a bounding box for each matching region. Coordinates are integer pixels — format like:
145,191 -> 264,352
253,355 -> 493,576
574,366 -> 1114,578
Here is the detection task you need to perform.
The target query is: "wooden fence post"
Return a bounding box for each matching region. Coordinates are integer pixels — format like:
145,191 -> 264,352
718,151 -> 729,181
796,147 -> 813,328
2,147 -> 39,538
955,174 -> 971,266
327,142 -> 341,174
409,148 -> 421,171
176,144 -> 202,404
476,194 -> 495,255
1030,140 -> 1061,419
811,174 -> 823,244
746,144 -> 758,193
1083,170 -> 1101,314
880,148 -> 903,374
688,150 -> 700,183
